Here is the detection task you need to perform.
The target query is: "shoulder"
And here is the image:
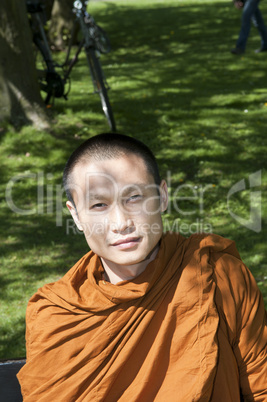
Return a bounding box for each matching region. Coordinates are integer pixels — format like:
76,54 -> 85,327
183,233 -> 255,297
164,231 -> 241,265
186,234 -> 266,336
25,250 -> 98,357
163,231 -> 247,298
26,250 -> 96,320
187,232 -> 240,258
166,231 -> 260,308
164,231 -> 239,254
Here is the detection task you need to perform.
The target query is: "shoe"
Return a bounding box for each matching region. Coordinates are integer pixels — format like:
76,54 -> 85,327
255,47 -> 267,53
231,47 -> 245,55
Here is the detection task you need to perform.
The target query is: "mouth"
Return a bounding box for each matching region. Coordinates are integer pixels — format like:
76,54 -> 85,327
111,237 -> 141,250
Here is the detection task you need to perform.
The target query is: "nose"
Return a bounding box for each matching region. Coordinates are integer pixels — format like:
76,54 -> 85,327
109,204 -> 134,234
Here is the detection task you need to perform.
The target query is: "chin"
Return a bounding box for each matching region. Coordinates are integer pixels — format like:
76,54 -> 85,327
109,253 -> 146,266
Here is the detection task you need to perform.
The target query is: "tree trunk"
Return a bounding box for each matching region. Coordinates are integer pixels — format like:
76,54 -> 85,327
0,0 -> 49,129
48,0 -> 78,50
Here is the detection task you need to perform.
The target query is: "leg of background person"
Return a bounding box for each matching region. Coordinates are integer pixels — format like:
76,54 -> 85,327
236,0 -> 259,51
252,4 -> 267,50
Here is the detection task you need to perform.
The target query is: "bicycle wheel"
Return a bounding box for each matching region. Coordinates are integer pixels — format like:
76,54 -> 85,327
85,48 -> 116,132
33,38 -> 65,104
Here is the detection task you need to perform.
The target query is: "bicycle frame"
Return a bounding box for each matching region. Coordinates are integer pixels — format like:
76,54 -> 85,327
27,0 -> 116,130
63,0 -> 107,94
29,7 -> 55,72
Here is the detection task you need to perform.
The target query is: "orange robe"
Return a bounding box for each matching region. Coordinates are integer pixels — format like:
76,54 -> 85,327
18,233 -> 267,401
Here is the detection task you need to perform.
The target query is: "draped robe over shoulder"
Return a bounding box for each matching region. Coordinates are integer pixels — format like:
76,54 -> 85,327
18,233 -> 267,401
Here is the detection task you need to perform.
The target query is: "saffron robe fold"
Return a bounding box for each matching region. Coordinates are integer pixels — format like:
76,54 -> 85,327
18,233 -> 267,401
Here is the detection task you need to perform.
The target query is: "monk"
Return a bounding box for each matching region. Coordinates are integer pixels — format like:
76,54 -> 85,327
18,133 -> 267,401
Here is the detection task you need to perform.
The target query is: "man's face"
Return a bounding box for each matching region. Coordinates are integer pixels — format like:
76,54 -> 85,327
67,154 -> 168,268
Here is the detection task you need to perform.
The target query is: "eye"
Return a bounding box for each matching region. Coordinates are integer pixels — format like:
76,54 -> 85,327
90,203 -> 108,210
127,194 -> 143,203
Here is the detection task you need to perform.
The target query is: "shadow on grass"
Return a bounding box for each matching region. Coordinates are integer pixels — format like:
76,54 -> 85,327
0,317 -> 26,359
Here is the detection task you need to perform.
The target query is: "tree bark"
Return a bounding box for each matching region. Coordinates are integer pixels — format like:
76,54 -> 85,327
48,0 -> 78,50
0,0 -> 49,129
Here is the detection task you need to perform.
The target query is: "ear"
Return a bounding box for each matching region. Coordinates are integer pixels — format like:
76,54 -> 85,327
159,180 -> 168,212
66,201 -> 83,231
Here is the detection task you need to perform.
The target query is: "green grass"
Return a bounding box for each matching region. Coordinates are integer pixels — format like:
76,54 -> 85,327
0,0 -> 267,359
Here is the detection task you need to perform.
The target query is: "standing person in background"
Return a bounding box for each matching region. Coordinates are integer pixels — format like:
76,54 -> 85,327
231,0 -> 267,54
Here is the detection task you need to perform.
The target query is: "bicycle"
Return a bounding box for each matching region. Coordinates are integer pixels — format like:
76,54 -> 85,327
26,0 -> 116,131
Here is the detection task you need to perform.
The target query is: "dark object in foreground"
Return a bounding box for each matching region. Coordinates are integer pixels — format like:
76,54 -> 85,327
0,359 -> 25,402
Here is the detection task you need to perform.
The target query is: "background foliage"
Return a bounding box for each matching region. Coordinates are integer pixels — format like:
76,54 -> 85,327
0,0 -> 266,359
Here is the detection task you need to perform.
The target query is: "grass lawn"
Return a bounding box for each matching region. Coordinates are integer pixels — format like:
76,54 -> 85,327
0,0 -> 266,359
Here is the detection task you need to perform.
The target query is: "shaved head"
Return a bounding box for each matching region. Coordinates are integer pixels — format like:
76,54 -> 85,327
63,133 -> 161,207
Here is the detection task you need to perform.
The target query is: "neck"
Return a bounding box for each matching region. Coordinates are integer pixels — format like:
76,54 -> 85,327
101,244 -> 160,285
